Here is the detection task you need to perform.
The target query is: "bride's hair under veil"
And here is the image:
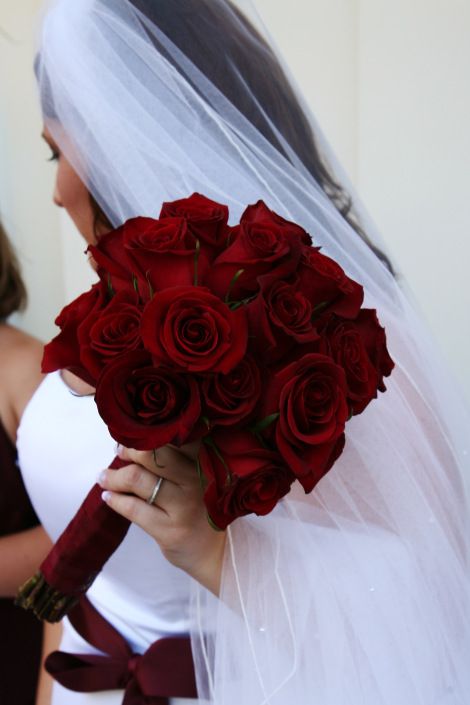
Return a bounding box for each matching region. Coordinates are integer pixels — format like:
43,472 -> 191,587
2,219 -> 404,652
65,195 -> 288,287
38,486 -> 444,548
35,1 -> 470,703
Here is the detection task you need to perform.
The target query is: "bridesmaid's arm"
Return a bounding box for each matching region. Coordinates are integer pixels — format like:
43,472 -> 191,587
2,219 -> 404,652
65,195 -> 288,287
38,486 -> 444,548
35,621 -> 63,705
0,525 -> 52,597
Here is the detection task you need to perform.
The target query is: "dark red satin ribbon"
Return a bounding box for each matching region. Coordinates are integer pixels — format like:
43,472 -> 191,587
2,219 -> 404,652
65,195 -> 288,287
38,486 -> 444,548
45,596 -> 197,704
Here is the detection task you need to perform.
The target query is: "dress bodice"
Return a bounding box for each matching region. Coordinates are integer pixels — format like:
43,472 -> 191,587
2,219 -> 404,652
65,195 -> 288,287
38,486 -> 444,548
17,372 -> 192,654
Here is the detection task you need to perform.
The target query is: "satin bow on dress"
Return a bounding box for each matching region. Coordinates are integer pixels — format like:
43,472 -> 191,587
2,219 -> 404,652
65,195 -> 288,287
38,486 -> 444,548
46,595 -> 198,704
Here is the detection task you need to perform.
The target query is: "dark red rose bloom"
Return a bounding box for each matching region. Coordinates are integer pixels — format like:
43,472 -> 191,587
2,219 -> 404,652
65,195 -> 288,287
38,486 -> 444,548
77,290 -> 143,382
246,278 -> 320,360
199,430 -> 295,530
201,355 -> 261,428
87,225 -> 135,294
141,286 -> 248,374
297,247 -> 364,322
263,353 -> 349,491
41,281 -> 107,384
241,201 -> 312,246
122,216 -> 210,291
206,200 -> 306,300
160,193 -> 229,254
353,309 -> 395,392
318,316 -> 379,414
95,350 -> 201,450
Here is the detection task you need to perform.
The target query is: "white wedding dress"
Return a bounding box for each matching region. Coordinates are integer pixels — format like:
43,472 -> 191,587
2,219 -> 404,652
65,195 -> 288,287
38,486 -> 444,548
17,371 -> 198,705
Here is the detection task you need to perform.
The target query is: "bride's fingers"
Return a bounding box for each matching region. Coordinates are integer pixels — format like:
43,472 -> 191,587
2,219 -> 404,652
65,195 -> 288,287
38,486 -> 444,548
99,463 -> 179,511
118,446 -> 198,486
101,490 -> 170,532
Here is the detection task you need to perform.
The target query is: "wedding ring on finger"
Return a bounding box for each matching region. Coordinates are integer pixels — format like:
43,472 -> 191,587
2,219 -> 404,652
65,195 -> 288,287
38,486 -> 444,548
146,476 -> 164,505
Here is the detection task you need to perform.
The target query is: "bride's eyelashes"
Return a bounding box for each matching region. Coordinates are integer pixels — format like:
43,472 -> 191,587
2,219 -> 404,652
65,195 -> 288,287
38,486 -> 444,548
47,148 -> 60,162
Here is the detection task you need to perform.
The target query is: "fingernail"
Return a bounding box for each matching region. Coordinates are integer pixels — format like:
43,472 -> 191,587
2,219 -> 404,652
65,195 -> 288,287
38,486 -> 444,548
98,470 -> 107,486
101,491 -> 112,502
116,444 -> 124,458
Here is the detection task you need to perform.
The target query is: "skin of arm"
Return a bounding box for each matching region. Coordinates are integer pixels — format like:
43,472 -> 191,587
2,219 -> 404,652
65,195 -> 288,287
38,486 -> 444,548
35,622 -> 63,705
0,323 -> 52,596
0,526 -> 52,597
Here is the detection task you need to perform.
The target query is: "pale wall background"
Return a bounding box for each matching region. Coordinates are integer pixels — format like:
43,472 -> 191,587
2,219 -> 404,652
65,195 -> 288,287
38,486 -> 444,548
1,0 -> 469,400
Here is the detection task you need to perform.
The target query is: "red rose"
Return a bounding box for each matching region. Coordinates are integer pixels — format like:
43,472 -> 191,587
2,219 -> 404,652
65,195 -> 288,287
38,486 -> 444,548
141,286 -> 247,374
77,290 -> 143,382
206,200 -> 305,300
353,309 -> 395,392
123,216 -> 210,291
241,201 -> 311,246
199,430 -> 295,530
246,278 -> 319,360
201,354 -> 261,427
88,225 -> 134,294
41,281 -> 107,384
297,247 -> 364,321
95,350 -> 201,450
160,193 -> 229,254
263,353 -> 348,491
318,316 -> 379,414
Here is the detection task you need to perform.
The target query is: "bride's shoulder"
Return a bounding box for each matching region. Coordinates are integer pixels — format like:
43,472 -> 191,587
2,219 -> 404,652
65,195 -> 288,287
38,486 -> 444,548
0,323 -> 44,439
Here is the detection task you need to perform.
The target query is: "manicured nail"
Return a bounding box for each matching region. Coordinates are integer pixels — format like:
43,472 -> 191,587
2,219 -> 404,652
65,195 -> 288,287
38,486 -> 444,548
116,444 -> 124,457
98,470 -> 107,485
101,491 -> 112,502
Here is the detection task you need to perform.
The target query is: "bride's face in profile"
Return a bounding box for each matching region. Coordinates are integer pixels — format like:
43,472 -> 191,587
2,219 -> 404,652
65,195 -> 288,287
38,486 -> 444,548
42,126 -> 103,247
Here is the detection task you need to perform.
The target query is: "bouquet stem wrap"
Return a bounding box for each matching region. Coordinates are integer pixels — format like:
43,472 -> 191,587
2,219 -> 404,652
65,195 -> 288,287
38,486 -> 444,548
16,456 -> 129,622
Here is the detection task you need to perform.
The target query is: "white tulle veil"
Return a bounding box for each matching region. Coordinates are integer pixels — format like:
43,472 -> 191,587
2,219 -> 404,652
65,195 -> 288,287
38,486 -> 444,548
36,1 -> 470,703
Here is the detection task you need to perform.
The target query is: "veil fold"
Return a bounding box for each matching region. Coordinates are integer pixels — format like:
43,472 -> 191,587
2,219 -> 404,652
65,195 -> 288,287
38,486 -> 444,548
36,1 -> 470,702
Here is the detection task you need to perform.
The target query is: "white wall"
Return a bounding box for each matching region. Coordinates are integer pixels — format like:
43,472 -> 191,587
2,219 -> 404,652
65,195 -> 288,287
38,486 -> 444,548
1,1 -> 469,400
256,0 -> 470,401
0,0 -> 65,340
357,0 -> 470,401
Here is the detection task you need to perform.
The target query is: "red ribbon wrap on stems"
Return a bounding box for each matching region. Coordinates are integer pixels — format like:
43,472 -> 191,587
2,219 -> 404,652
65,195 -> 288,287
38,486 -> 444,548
16,456 -> 131,622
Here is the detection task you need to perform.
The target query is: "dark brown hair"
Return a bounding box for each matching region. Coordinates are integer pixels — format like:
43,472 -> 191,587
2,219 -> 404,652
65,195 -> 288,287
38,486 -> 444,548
0,220 -> 27,319
59,0 -> 392,273
127,0 -> 394,274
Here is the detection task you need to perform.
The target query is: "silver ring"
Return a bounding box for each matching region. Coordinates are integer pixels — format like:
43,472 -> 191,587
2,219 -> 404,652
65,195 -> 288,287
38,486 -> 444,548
146,476 -> 164,505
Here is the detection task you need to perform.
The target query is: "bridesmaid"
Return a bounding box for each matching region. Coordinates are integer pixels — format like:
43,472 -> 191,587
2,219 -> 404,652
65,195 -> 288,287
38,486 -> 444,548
0,221 -> 51,705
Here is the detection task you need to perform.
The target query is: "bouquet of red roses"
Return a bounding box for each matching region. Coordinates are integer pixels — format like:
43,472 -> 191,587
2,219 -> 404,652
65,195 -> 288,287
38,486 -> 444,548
17,193 -> 394,621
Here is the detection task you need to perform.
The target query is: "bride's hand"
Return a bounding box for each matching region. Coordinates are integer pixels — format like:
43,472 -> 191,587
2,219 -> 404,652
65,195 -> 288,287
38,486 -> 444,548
98,444 -> 226,595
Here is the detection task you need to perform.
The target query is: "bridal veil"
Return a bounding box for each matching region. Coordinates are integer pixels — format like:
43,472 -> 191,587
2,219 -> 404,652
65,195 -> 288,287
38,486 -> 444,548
35,1 -> 470,702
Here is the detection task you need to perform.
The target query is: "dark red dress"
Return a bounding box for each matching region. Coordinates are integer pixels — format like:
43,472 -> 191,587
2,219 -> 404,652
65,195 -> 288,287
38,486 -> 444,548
0,419 -> 43,705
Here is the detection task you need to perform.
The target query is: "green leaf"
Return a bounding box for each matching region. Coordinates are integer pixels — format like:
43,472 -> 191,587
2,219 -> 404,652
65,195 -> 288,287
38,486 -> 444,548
195,456 -> 207,490
107,274 -> 115,298
201,415 -> 211,430
311,301 -> 329,319
132,274 -> 139,293
250,412 -> 280,435
146,271 -> 154,299
193,238 -> 201,286
207,513 -> 224,532
202,436 -> 232,479
225,268 -> 245,304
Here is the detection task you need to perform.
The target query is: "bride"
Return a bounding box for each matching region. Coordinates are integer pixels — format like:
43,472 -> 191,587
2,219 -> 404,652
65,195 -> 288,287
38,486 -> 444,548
18,0 -> 470,703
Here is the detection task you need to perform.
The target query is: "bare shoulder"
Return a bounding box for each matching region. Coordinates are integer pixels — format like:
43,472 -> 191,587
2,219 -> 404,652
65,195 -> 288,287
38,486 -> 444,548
0,323 -> 43,373
0,323 -> 44,441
